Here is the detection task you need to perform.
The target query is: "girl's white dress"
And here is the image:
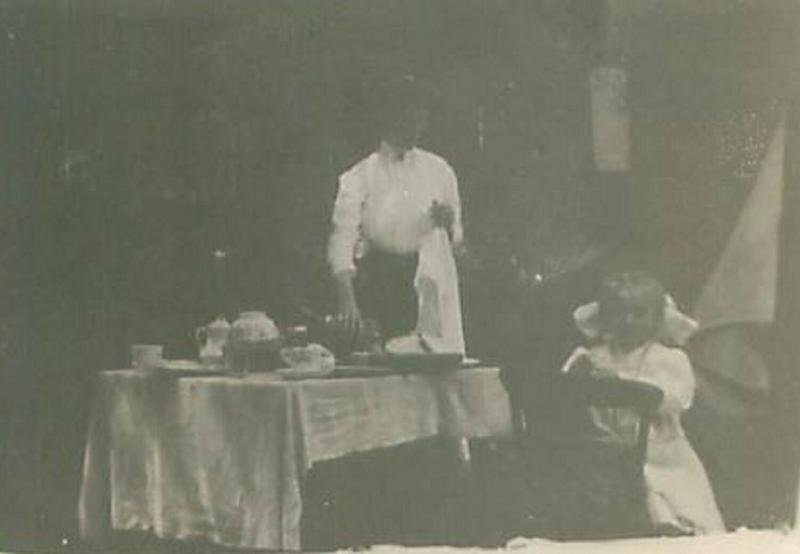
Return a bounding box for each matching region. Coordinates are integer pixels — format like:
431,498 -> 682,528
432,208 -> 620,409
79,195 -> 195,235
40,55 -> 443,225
564,341 -> 726,534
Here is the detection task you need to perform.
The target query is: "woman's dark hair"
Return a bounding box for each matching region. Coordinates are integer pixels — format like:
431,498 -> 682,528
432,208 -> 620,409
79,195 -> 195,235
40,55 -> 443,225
369,75 -> 433,134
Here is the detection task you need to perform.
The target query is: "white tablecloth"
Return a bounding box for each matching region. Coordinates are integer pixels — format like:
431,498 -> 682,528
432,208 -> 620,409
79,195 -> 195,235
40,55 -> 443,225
78,367 -> 512,550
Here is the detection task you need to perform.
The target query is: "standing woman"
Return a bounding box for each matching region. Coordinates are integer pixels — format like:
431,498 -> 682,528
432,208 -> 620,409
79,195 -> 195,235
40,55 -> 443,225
327,76 -> 465,353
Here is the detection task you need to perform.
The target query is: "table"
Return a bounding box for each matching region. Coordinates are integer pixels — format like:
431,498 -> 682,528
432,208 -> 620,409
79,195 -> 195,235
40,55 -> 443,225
78,367 -> 513,551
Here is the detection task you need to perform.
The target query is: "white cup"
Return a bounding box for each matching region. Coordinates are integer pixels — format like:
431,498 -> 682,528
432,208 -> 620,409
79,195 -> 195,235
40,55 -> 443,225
131,344 -> 164,369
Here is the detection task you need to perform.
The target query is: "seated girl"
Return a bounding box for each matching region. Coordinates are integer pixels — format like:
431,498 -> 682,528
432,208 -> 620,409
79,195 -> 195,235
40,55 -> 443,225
561,270 -> 725,536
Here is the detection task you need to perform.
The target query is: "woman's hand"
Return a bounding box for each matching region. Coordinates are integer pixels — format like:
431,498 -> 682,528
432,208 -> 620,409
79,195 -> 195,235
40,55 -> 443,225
337,295 -> 363,334
334,270 -> 362,334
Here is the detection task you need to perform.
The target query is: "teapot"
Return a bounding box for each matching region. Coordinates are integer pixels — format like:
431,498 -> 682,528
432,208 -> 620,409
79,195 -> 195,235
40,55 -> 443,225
196,316 -> 231,367
226,311 -> 282,374
229,311 -> 280,343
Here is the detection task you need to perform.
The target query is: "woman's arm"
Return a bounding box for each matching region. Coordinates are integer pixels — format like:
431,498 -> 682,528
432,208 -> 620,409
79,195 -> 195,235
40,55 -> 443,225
328,171 -> 365,327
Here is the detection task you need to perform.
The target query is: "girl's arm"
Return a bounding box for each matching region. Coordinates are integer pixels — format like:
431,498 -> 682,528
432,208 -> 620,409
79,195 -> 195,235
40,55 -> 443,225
655,348 -> 695,415
561,346 -> 591,374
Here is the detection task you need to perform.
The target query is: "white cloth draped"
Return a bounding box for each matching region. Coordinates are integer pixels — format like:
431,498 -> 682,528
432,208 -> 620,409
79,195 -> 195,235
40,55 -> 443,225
693,120 -> 785,330
415,228 -> 465,354
78,368 -> 512,551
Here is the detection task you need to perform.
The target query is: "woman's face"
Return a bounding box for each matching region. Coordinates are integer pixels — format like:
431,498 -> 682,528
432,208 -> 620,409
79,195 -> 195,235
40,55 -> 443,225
601,289 -> 663,350
383,105 -> 428,151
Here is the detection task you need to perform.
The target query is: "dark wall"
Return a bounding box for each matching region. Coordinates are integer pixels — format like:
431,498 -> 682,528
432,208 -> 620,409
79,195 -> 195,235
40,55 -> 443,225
3,0 -> 799,547
623,1 -> 800,301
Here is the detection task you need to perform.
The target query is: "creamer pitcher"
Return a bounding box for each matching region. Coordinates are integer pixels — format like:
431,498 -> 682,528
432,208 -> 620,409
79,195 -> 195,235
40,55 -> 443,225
196,316 -> 230,367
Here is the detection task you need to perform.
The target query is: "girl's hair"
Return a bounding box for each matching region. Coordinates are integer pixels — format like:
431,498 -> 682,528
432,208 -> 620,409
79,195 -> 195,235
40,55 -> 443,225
597,270 -> 667,328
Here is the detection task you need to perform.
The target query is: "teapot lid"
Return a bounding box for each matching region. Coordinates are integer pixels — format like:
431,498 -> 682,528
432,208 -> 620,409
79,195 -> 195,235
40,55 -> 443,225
209,316 -> 230,328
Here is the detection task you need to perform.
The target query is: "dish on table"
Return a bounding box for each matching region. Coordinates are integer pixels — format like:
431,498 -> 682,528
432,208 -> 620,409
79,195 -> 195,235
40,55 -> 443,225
275,367 -> 335,380
332,365 -> 395,378
383,352 -> 464,371
279,343 -> 335,371
148,360 -> 227,377
345,349 -> 478,372
160,360 -> 204,371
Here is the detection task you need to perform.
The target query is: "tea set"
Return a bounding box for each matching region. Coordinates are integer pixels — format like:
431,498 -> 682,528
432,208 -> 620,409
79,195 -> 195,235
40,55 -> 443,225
133,311 -> 338,378
132,310 -> 472,379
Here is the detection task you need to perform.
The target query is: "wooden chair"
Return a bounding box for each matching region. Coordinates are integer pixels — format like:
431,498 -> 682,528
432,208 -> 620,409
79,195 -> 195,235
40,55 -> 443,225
514,372 -> 664,540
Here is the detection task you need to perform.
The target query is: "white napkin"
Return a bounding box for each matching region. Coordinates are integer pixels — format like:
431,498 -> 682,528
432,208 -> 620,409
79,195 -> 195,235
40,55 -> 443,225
414,228 -> 465,354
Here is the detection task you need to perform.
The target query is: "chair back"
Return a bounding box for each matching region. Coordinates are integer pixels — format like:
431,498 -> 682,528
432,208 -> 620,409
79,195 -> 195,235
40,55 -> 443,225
521,372 -> 664,462
512,372 -> 665,540
556,373 -> 664,463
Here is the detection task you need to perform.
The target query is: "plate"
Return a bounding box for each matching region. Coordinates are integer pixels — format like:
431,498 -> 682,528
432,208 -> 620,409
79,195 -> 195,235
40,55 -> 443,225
383,352 -> 464,372
155,360 -> 227,377
275,367 -> 335,380
461,357 -> 482,368
333,365 -> 395,378
160,360 -> 205,371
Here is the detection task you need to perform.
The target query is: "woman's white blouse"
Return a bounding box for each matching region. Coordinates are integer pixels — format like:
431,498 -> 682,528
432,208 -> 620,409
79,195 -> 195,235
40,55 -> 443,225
328,148 -> 462,274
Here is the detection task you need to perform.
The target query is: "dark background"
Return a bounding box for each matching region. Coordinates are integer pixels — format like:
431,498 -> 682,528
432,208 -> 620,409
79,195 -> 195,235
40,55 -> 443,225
2,0 -> 800,548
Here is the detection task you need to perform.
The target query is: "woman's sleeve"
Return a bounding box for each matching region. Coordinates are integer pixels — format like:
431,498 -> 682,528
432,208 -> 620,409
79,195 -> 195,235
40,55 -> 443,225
655,348 -> 695,414
442,162 -> 463,246
327,170 -> 364,275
